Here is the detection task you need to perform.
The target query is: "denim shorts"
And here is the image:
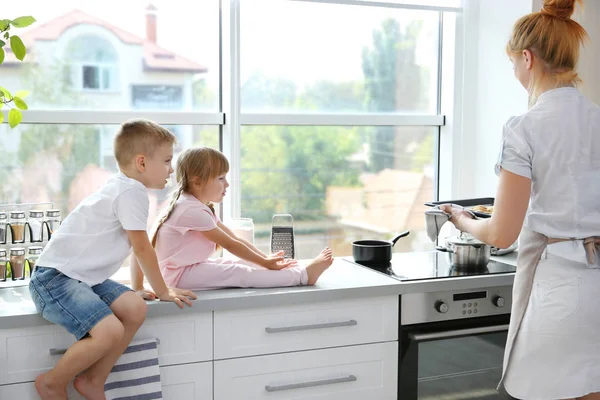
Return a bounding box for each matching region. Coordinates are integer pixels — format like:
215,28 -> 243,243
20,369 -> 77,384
29,266 -> 132,340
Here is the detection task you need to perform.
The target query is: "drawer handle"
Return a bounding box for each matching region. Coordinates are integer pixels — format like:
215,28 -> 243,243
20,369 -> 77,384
49,338 -> 161,356
265,374 -> 357,392
265,319 -> 357,334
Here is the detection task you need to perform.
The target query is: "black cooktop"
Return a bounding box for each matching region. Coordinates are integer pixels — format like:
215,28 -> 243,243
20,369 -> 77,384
351,251 -> 517,281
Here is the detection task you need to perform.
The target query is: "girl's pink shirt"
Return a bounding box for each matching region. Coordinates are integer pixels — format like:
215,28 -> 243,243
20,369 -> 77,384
155,193 -> 221,286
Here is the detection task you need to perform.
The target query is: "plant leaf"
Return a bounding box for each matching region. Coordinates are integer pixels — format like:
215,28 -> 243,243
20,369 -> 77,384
8,108 -> 22,128
0,20 -> 9,31
3,32 -> 8,40
10,17 -> 36,28
13,97 -> 27,110
0,47 -> 4,64
10,35 -> 26,61
0,112 -> 3,124
0,39 -> 5,47
14,90 -> 30,98
0,86 -> 11,99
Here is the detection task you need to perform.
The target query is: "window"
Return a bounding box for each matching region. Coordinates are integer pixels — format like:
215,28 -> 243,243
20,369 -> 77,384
68,35 -> 119,91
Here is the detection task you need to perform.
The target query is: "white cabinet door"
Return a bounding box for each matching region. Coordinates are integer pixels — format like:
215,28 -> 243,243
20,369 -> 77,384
161,362 -> 212,400
214,342 -> 398,400
134,313 -> 213,366
214,296 -> 398,359
0,362 -> 212,400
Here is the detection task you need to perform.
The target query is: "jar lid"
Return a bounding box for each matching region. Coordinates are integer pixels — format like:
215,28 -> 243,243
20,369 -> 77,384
10,211 -> 25,219
445,234 -> 486,246
10,248 -> 26,256
29,210 -> 44,218
0,212 -> 6,220
28,246 -> 43,255
46,209 -> 61,217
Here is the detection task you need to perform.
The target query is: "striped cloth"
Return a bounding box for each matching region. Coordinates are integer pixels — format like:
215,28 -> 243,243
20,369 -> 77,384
104,338 -> 162,400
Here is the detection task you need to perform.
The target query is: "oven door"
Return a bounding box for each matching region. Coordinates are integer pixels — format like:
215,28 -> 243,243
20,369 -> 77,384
399,315 -> 513,400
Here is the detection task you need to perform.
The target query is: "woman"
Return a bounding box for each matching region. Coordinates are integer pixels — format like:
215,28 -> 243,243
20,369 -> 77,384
442,0 -> 600,399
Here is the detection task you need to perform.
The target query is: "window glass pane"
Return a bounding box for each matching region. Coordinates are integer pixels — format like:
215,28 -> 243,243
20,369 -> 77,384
240,125 -> 437,259
0,124 -> 219,227
241,1 -> 440,113
2,0 -> 219,111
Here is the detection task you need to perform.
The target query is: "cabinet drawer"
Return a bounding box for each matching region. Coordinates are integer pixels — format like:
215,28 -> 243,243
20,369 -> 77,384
133,313 -> 213,366
0,362 -> 213,400
214,296 -> 398,359
214,342 -> 398,400
0,312 -> 212,385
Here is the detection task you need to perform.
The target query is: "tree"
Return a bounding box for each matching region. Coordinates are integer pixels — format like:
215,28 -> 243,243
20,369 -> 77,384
362,19 -> 428,171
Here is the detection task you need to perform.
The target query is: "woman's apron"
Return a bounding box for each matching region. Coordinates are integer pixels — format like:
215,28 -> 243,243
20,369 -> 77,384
498,226 -> 600,390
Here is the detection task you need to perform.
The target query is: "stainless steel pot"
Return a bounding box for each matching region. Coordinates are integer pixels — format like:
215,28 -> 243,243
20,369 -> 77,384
436,235 -> 491,268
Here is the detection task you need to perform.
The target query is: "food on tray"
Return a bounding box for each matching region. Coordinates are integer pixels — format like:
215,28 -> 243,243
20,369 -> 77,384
470,205 -> 494,214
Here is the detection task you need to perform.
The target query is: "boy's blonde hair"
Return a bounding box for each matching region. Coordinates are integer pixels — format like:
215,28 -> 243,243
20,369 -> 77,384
506,0 -> 588,104
113,119 -> 177,169
151,147 -> 230,247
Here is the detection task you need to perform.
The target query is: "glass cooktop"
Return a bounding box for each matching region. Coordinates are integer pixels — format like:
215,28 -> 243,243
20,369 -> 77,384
350,251 -> 517,282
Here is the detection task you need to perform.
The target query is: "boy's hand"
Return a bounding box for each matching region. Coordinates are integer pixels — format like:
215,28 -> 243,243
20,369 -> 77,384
135,288 -> 157,301
158,287 -> 197,308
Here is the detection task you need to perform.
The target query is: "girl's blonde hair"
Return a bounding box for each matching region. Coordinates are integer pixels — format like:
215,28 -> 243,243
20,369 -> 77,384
151,147 -> 230,247
506,0 -> 588,104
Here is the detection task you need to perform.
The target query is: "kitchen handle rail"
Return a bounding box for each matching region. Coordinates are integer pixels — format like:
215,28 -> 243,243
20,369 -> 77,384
265,374 -> 357,392
409,324 -> 509,341
49,338 -> 161,355
264,319 -> 357,333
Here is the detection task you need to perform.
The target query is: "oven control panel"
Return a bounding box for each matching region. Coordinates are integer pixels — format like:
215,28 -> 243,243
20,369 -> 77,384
401,286 -> 512,325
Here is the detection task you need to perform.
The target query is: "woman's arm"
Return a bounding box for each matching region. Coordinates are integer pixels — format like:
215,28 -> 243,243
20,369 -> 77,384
443,169 -> 531,248
218,221 -> 267,257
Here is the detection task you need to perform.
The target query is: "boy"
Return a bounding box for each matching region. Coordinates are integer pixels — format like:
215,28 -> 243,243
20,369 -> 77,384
29,119 -> 197,400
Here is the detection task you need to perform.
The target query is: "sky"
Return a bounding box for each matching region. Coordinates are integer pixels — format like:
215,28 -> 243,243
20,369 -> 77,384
5,0 -> 457,91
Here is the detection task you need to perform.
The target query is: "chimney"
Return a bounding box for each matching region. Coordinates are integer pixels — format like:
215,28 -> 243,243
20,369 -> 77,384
146,4 -> 158,43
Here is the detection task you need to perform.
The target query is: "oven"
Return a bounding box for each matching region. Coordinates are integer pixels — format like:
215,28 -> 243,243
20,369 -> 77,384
399,286 -> 514,400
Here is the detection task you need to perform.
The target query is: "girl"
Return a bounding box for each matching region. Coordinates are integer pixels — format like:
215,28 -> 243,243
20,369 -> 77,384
133,147 -> 333,292
442,1 -> 600,399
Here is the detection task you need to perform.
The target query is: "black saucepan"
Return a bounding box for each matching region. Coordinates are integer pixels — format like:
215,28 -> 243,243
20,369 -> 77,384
352,231 -> 410,263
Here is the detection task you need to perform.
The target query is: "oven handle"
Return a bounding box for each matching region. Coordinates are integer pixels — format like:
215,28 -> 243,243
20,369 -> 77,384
408,324 -> 509,341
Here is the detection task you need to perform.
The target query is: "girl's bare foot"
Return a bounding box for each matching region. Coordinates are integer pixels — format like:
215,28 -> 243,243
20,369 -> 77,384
35,373 -> 67,400
306,247 -> 334,285
74,374 -> 107,400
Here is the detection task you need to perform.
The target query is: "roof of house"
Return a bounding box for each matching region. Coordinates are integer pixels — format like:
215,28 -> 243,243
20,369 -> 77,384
2,9 -> 207,73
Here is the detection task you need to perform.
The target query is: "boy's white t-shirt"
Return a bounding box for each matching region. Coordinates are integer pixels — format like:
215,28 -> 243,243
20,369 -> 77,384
36,172 -> 149,286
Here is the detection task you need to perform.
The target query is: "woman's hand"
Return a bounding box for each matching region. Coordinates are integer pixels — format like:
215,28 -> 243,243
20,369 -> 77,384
135,288 -> 157,301
439,204 -> 475,232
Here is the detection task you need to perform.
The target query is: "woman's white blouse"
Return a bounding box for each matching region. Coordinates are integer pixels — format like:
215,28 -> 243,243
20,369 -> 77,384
495,87 -> 600,265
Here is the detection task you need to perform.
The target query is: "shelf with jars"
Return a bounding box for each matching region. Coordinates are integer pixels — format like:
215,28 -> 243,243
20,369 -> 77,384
0,203 -> 61,288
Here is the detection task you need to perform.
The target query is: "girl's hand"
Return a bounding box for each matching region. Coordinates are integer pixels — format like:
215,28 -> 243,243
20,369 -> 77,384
135,288 -> 157,301
262,256 -> 297,270
158,287 -> 197,308
439,204 -> 475,232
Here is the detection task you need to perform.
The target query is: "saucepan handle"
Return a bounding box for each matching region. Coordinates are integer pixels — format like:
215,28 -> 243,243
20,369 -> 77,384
436,245 -> 454,254
390,231 -> 410,245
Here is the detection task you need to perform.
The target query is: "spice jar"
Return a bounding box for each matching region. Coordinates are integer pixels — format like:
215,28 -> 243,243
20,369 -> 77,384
9,211 -> 26,243
28,210 -> 45,242
45,209 -> 61,236
9,247 -> 26,280
27,246 -> 43,276
0,212 -> 6,244
0,249 -> 6,282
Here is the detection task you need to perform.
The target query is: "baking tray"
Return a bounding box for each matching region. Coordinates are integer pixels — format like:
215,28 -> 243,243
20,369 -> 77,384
424,197 -> 494,219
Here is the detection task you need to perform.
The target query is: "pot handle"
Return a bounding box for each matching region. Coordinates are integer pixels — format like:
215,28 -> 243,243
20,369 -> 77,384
436,245 -> 454,254
390,231 -> 410,245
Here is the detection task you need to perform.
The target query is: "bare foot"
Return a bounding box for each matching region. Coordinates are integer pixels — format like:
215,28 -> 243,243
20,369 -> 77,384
74,374 -> 106,400
306,247 -> 334,285
35,373 -> 67,400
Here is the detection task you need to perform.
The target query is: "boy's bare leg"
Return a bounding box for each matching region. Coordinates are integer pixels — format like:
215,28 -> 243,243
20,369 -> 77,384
35,315 -> 125,400
74,292 -> 147,400
306,247 -> 334,285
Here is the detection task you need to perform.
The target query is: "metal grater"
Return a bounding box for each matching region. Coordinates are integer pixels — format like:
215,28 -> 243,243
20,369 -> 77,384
270,214 -> 295,259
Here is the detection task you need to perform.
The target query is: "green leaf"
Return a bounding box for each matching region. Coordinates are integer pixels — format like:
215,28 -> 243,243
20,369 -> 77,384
0,86 -> 11,99
3,32 -> 8,40
13,97 -> 27,110
0,39 -> 5,47
10,17 -> 36,28
8,108 -> 22,128
14,90 -> 30,98
0,112 -> 3,124
0,20 -> 9,31
10,35 -> 26,61
0,47 -> 4,64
